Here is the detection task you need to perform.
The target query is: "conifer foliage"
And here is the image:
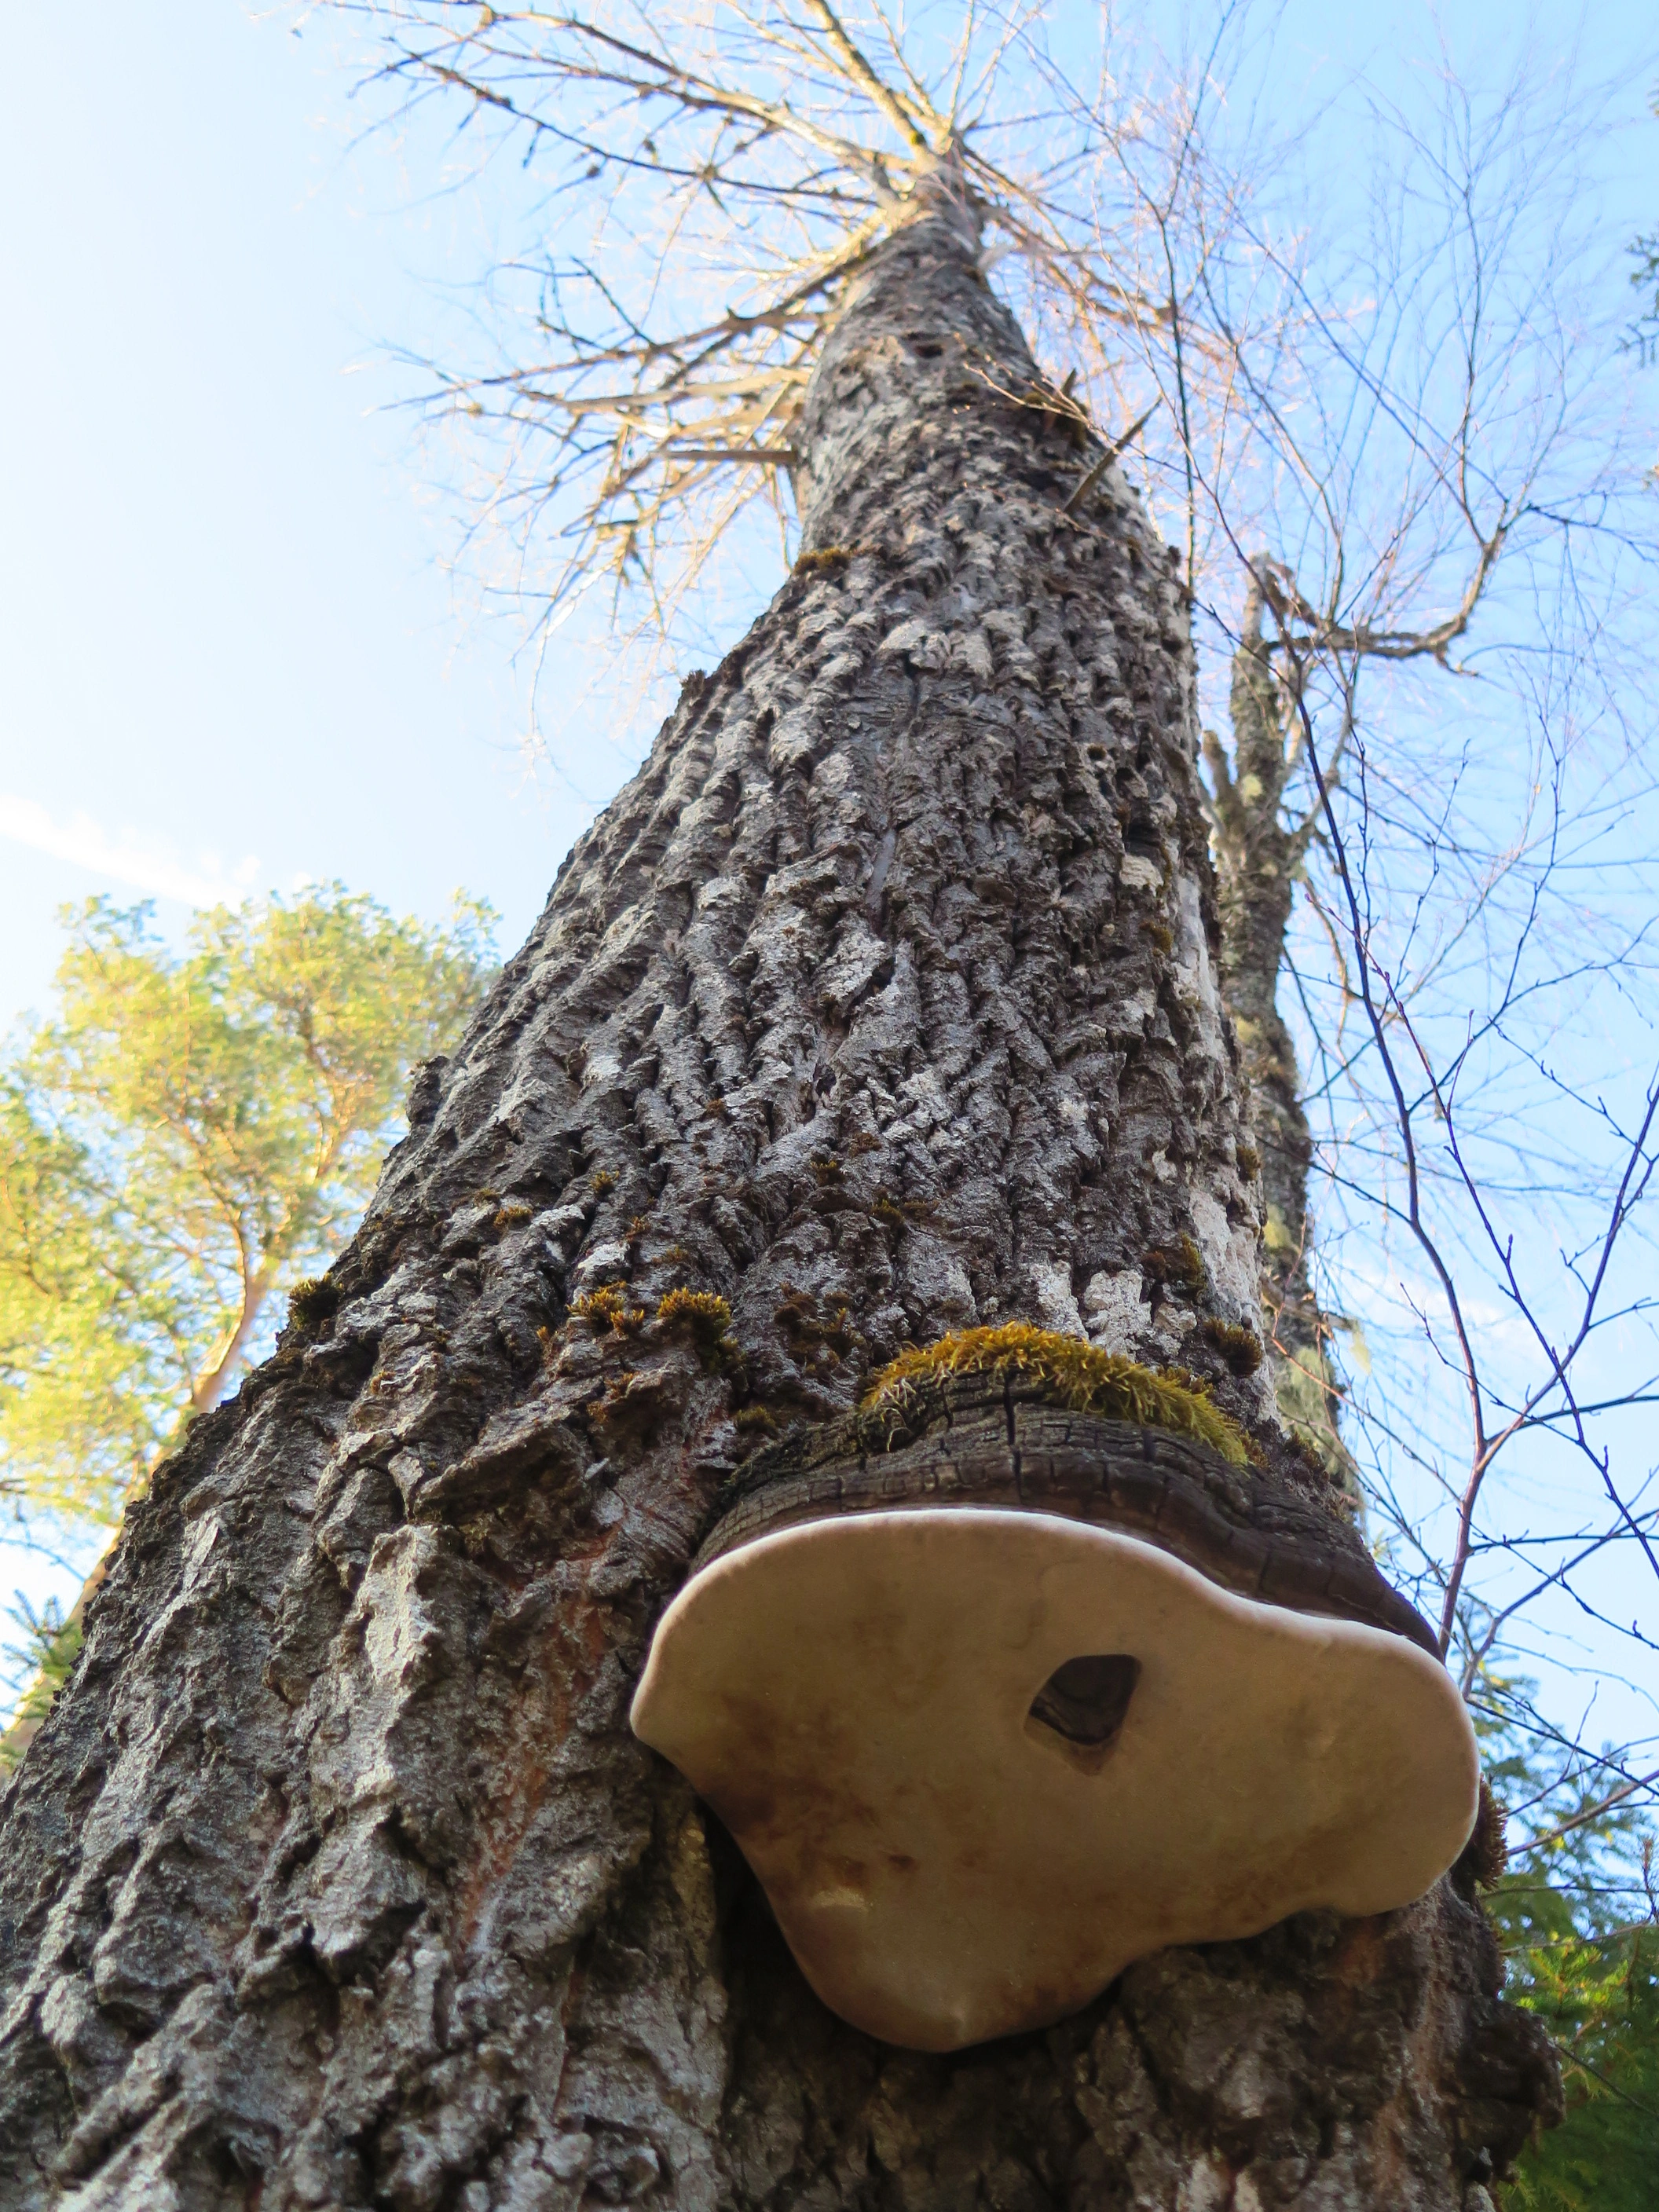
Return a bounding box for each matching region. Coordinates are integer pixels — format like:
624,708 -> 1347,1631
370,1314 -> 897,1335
0,888 -> 495,1531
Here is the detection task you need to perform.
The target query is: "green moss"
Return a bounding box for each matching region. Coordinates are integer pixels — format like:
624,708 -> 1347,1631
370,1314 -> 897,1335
572,1286 -> 645,1335
872,1187 -> 933,1229
287,1276 -> 340,1332
592,1369 -> 639,1425
1459,1776 -> 1509,1891
1201,1317 -> 1264,1375
795,545 -> 871,571
655,1289 -> 737,1371
862,1322 -> 1253,1467
657,1287 -> 731,1337
1144,1233 -> 1207,1297
775,1285 -> 857,1361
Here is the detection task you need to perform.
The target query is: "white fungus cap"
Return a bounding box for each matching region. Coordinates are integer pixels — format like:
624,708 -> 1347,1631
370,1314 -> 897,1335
631,1507 -> 1480,2052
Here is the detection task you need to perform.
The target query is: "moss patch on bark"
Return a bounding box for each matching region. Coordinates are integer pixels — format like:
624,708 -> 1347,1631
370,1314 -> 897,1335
862,1323 -> 1253,1467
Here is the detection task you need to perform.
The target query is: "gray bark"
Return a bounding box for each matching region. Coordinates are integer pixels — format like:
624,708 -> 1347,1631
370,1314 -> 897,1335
0,174 -> 1555,2210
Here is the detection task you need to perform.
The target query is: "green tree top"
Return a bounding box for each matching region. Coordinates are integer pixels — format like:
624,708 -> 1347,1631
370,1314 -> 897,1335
0,886 -> 496,1529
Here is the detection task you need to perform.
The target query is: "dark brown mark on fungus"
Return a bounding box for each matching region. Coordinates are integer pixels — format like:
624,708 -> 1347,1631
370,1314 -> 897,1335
1027,1652 -> 1141,1768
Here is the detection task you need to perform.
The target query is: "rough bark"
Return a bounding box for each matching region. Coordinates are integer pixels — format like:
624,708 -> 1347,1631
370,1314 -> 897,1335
1203,588 -> 1353,1485
0,174 -> 1556,2210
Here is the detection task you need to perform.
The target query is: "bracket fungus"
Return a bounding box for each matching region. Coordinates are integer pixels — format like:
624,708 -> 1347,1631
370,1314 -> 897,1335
631,1331 -> 1479,2053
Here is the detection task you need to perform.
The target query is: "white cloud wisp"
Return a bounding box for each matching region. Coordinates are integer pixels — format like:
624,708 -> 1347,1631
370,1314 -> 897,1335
0,793 -> 259,910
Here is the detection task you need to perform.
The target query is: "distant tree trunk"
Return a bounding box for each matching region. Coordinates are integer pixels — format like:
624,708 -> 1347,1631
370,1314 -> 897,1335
1203,584 -> 1356,1488
0,169 -> 1555,2212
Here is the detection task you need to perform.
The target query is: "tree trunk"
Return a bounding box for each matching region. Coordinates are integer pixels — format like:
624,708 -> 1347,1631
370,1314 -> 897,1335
0,173 -> 1556,2211
1203,588 -> 1353,1489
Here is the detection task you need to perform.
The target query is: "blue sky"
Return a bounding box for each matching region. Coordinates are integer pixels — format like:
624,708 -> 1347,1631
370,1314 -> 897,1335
2,4 -> 1655,1760
5,0 -> 1651,1035
0,4 -> 604,1042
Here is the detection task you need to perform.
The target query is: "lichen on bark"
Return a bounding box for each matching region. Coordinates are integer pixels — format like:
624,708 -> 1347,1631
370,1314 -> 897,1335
0,168 -> 1556,2210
